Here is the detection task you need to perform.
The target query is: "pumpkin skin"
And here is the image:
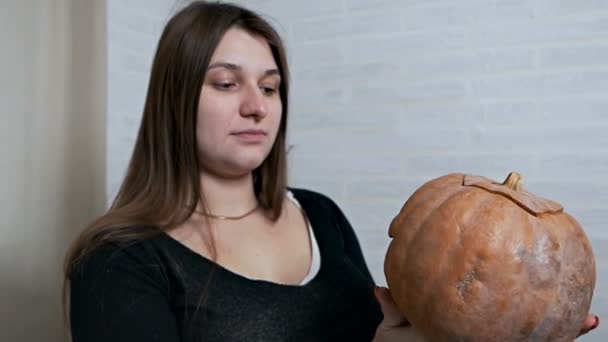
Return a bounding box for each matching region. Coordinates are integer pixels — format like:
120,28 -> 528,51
384,172 -> 596,342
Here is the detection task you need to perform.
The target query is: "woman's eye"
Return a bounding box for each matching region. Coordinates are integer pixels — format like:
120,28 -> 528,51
214,82 -> 236,90
261,86 -> 277,95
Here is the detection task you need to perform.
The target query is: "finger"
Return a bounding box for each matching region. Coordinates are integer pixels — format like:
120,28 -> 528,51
577,314 -> 599,337
374,286 -> 410,328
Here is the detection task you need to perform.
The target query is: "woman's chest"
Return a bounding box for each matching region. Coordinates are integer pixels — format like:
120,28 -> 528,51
212,219 -> 312,285
169,200 -> 313,285
169,257 -> 381,342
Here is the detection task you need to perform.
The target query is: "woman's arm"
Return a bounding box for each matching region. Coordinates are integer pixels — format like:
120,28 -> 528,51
69,243 -> 180,342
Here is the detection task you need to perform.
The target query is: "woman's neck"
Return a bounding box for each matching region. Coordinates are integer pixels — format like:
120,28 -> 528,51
198,171 -> 258,217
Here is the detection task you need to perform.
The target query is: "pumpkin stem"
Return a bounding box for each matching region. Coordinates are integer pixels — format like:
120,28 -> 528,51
502,172 -> 522,191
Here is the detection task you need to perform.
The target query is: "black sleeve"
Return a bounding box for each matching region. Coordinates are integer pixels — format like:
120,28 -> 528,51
69,243 -> 180,342
327,197 -> 377,286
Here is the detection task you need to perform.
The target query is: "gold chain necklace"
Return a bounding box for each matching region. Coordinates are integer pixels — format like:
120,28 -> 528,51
195,203 -> 260,220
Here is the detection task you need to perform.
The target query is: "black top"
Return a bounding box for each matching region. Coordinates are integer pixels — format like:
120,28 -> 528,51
69,188 -> 383,341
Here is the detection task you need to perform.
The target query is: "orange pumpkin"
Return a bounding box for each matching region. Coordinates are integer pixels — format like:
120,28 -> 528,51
384,172 -> 596,342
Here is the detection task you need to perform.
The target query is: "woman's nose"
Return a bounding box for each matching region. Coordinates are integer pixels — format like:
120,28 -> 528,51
239,85 -> 267,119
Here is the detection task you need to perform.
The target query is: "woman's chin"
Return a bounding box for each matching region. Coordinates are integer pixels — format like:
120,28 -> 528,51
224,158 -> 266,177
201,151 -> 269,178
233,151 -> 269,169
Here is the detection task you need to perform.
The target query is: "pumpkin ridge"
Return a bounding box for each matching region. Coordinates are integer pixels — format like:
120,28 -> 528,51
427,206 -> 459,305
437,191 -> 515,337
399,203 -> 457,331
389,174 -> 465,239
453,192 -> 497,303
420,188 -> 492,329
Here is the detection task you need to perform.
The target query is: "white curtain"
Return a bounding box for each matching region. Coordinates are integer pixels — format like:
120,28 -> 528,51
0,1 -> 106,340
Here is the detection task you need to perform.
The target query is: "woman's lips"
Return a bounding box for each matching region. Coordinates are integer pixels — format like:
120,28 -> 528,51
231,129 -> 267,143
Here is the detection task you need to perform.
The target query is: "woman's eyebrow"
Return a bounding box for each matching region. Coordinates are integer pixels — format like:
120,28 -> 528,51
208,61 -> 240,70
208,61 -> 280,77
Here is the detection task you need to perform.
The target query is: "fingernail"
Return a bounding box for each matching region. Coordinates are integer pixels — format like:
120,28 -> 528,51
592,316 -> 600,330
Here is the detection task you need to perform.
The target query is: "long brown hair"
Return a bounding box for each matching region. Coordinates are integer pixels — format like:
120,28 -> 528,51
63,0 -> 290,329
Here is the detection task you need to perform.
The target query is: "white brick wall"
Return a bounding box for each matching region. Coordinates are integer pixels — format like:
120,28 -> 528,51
108,1 -> 607,339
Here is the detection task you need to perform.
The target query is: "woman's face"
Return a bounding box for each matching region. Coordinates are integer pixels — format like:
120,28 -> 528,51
197,27 -> 282,178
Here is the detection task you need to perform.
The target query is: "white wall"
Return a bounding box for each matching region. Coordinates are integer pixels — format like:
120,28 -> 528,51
0,1 -> 106,341
108,1 -> 607,340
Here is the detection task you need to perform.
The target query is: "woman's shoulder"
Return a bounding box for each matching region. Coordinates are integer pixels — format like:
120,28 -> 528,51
287,187 -> 348,224
68,226 -> 169,286
287,187 -> 339,208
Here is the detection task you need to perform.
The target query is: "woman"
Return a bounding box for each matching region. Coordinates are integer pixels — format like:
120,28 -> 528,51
64,2 -> 599,341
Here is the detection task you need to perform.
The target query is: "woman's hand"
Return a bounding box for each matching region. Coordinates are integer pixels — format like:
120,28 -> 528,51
372,285 -> 600,342
372,286 -> 425,342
